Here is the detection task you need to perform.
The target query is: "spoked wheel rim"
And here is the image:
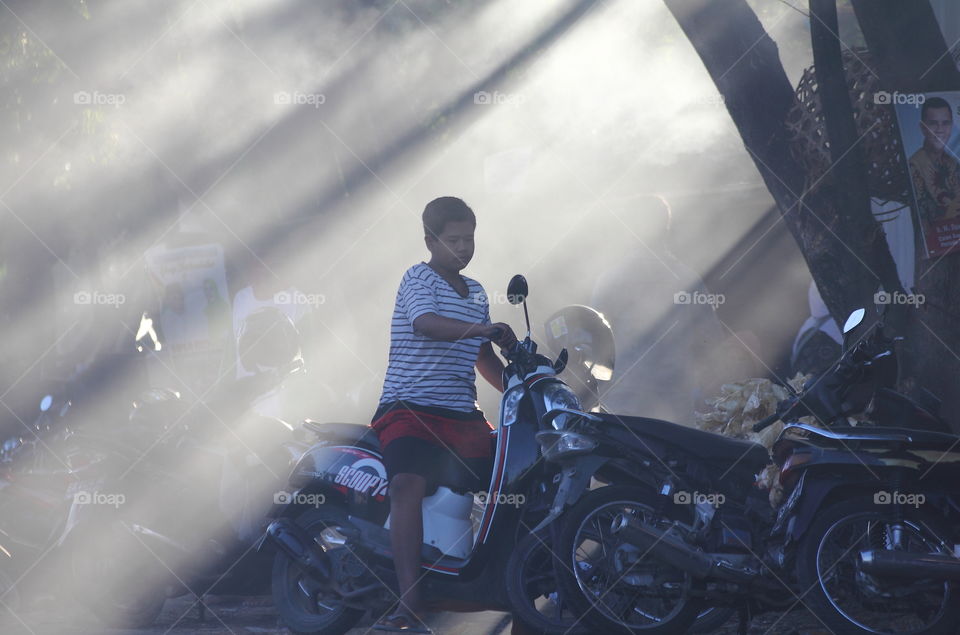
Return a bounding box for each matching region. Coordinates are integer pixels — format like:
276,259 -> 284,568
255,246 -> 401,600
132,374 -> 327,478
570,499 -> 698,630
815,513 -> 954,634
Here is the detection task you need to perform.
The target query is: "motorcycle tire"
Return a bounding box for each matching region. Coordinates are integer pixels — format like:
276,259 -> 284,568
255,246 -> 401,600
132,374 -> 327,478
505,528 -> 734,633
554,485 -> 705,634
795,496 -> 960,635
271,507 -> 364,635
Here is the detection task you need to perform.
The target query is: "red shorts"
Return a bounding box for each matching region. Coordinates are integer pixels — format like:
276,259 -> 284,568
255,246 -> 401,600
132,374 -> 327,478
371,406 -> 494,459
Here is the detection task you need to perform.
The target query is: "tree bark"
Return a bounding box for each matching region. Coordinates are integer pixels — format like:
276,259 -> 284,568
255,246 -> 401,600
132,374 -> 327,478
851,0 -> 960,93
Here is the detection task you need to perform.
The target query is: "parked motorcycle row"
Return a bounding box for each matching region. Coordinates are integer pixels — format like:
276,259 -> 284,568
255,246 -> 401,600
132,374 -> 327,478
3,276 -> 959,635
258,276 -> 960,635
0,308 -> 316,628
518,301 -> 960,635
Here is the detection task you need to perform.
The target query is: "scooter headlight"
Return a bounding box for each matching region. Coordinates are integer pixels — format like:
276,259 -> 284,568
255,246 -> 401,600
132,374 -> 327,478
542,383 -> 582,429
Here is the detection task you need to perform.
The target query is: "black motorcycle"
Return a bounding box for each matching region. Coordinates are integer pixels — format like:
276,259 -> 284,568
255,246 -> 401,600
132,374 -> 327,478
260,275 -> 603,634
532,306 -> 960,634
507,304 -> 735,634
748,307 -> 960,634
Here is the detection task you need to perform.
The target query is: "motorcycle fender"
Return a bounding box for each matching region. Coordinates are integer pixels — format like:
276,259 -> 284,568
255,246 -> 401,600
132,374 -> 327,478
263,481 -> 348,519
288,445 -> 388,496
258,442 -> 388,551
530,455 -> 607,533
781,475 -> 849,543
276,444 -> 389,512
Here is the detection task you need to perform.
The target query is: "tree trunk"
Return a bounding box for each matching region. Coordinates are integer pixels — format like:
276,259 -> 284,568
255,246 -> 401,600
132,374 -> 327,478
851,0 -> 960,93
809,0 -> 904,300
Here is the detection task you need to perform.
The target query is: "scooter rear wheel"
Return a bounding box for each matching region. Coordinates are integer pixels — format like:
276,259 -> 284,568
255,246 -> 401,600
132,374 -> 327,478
271,507 -> 364,635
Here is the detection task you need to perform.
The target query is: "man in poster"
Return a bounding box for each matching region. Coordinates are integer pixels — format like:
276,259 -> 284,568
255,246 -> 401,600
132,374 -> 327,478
908,97 -> 960,222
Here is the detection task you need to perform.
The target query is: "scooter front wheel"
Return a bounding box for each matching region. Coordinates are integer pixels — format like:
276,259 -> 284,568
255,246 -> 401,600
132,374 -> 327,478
271,507 -> 364,635
554,485 -> 704,634
504,529 -> 590,634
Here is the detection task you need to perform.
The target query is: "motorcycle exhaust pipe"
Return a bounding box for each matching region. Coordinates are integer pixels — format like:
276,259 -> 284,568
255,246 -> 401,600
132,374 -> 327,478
610,514 -> 755,584
264,518 -> 331,580
859,550 -> 960,581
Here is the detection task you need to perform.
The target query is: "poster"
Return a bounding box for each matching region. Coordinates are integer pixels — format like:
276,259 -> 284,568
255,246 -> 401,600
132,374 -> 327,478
144,242 -> 231,397
894,91 -> 960,258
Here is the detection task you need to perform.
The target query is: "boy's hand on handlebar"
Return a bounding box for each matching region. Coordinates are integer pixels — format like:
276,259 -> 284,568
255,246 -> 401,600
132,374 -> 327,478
483,323 -> 517,349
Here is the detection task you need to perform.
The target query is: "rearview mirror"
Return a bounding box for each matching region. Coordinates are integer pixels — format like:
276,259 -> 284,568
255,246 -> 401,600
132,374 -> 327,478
843,308 -> 865,334
506,275 -> 528,305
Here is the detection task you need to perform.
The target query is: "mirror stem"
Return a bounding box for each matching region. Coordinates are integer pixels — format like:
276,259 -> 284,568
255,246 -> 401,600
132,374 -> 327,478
522,300 -> 531,339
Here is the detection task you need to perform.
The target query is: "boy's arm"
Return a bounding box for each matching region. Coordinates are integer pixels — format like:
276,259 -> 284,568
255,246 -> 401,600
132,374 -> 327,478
476,341 -> 506,392
413,313 -> 514,347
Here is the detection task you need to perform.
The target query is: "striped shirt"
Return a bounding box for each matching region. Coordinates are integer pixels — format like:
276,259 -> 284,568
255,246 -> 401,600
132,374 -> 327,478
378,263 -> 491,412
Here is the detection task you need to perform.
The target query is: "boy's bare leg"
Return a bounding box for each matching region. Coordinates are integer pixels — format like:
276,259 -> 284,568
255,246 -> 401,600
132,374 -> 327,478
388,472 -> 427,618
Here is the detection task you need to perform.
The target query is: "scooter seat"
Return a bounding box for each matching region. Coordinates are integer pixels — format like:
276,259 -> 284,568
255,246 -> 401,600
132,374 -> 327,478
599,413 -> 770,467
304,421 -> 381,449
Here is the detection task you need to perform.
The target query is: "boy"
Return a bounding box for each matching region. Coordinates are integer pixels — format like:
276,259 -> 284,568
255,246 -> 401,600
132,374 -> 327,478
371,197 -> 516,632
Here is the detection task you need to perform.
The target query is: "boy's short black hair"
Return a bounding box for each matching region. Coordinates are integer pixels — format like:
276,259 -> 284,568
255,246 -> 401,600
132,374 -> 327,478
921,96 -> 952,122
422,196 -> 476,238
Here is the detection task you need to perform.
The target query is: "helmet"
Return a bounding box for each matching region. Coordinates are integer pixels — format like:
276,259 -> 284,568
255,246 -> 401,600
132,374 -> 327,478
543,305 -> 615,410
544,305 -> 615,380
237,307 -> 302,372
